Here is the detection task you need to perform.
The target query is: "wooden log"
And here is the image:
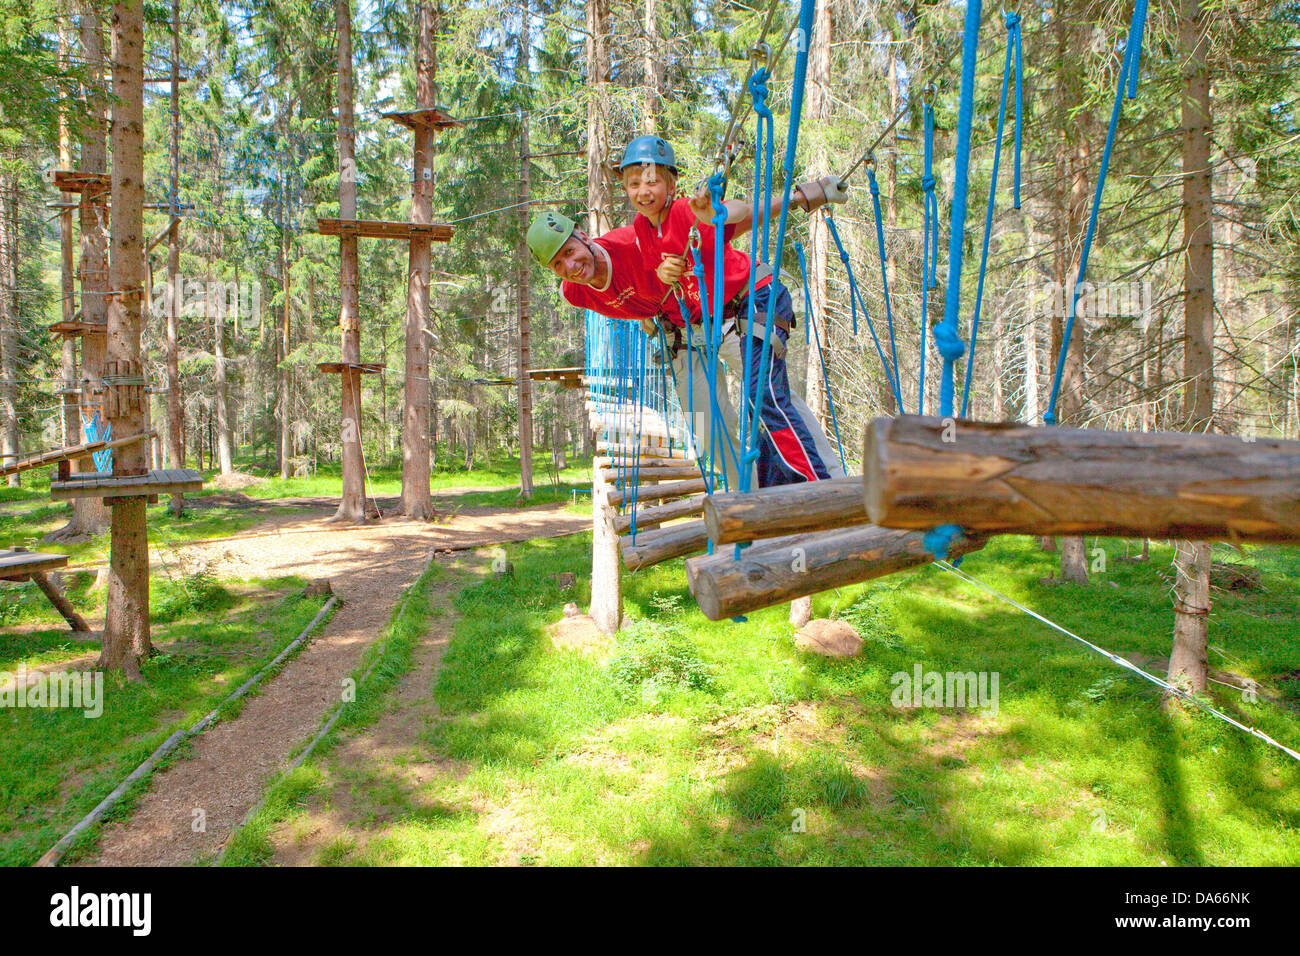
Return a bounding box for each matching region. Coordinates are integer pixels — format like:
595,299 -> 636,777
0,431 -> 154,478
610,494 -> 705,534
864,415 -> 1300,544
607,477 -> 706,508
590,461 -> 623,634
686,524 -> 989,621
596,442 -> 688,461
704,476 -> 866,545
31,571 -> 91,633
620,519 -> 710,571
600,465 -> 700,483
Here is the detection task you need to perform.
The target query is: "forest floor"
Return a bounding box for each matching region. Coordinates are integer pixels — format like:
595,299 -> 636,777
79,495 -> 588,866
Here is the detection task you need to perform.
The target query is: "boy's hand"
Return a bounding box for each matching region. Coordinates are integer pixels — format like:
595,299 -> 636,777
689,186 -> 712,218
657,254 -> 687,286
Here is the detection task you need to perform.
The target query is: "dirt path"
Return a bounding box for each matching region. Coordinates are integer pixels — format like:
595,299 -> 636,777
84,502 -> 587,867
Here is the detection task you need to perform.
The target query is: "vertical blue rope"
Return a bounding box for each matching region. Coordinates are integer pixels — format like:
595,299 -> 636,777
797,241 -> 847,473
919,101 -> 937,416
933,0 -> 983,421
1043,0 -> 1149,426
741,0 -> 816,493
866,165 -> 903,409
1009,12 -> 1023,210
960,12 -> 1018,419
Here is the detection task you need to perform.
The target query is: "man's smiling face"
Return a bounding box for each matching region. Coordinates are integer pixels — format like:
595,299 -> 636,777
547,234 -> 597,284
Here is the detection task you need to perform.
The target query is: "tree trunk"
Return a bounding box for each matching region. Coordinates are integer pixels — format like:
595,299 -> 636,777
332,0 -> 366,523
1170,0 -> 1215,697
516,12 -> 534,500
214,275 -> 233,475
100,0 -> 151,679
401,1 -> 435,518
584,0 -> 612,236
0,169 -> 18,487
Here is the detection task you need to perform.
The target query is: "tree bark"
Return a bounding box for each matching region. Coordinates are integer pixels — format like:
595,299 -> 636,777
585,0 -> 613,236
0,169 -> 18,487
100,0 -> 151,679
1170,0 -> 1215,697
401,1 -> 436,518
803,0 -> 831,428
165,0 -> 184,511
332,0 -> 366,523
642,0 -> 662,133
516,12 -> 534,500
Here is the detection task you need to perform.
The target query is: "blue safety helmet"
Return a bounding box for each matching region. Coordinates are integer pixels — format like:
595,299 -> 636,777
618,135 -> 679,175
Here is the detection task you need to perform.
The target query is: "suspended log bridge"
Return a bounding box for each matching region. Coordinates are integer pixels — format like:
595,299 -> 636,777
599,464 -> 701,484
607,477 -> 707,509
686,524 -> 990,621
610,494 -> 706,535
864,415 -> 1300,544
703,476 -> 866,545
620,519 -> 710,572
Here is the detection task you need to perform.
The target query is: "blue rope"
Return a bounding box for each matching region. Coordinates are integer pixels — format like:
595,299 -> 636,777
826,215 -> 898,404
1043,0 -> 1149,426
866,165 -> 904,409
797,241 -> 847,473
933,0 -> 982,422
960,11 -> 1019,419
1009,11 -> 1023,210
919,101 -> 938,415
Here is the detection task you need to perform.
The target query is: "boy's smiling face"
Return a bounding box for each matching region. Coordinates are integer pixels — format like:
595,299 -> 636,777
622,162 -> 674,221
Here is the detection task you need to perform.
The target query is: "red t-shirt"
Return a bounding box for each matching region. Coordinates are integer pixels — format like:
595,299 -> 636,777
560,226 -> 670,322
632,197 -> 768,325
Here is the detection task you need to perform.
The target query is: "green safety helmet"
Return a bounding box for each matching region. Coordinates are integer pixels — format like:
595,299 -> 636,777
527,210 -> 577,267
618,135 -> 678,175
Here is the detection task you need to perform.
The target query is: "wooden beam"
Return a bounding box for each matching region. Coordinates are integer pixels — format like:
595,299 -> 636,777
599,464 -> 700,483
704,476 -> 866,545
0,550 -> 70,580
607,477 -> 706,509
32,572 -> 91,633
317,218 -> 454,241
610,493 -> 705,534
864,415 -> 1300,544
380,105 -> 463,130
620,519 -> 710,571
686,524 -> 990,621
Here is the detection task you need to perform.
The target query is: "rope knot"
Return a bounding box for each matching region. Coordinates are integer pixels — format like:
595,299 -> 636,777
1004,10 -> 1021,29
747,69 -> 772,116
932,321 -> 966,362
922,173 -> 936,193
923,524 -> 965,561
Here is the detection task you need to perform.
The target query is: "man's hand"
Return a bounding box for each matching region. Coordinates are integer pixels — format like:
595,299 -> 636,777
689,186 -> 712,218
639,316 -> 659,338
657,254 -> 687,286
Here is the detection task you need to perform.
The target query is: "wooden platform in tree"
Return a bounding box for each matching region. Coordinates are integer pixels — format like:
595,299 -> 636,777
380,106 -> 463,130
0,431 -> 154,479
317,218 -> 454,241
50,468 -> 203,501
49,319 -> 106,337
0,549 -> 92,634
469,367 -> 585,389
316,362 -> 386,375
0,550 -> 69,581
44,169 -> 110,194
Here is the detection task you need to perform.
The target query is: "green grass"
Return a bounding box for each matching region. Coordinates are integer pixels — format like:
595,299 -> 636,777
256,533 -> 1300,866
0,579 -> 331,866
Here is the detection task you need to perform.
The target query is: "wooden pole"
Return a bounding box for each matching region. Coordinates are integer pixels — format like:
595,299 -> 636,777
864,415 -> 1300,544
704,476 -> 865,545
332,0 -> 365,523
401,1 -> 435,519
687,524 -> 989,621
590,459 -> 622,633
100,0 -> 151,678
32,572 -> 91,633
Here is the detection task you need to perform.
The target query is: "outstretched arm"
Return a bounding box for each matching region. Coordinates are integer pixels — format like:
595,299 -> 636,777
687,177 -> 849,237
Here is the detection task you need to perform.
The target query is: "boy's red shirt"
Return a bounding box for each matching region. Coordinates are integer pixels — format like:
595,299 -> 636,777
633,197 -> 770,326
559,225 -> 670,322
